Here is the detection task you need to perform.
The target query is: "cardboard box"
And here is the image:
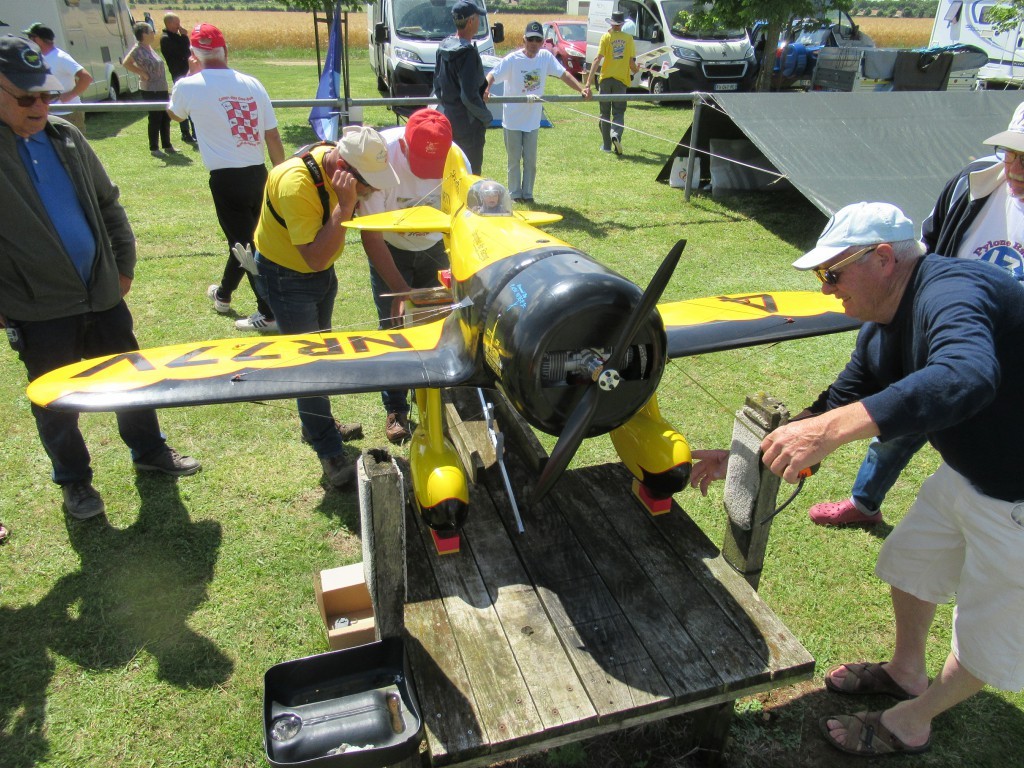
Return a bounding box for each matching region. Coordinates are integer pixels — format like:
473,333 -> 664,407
315,564 -> 377,650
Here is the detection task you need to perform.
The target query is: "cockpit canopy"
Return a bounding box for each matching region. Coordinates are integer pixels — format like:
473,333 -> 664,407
467,180 -> 513,216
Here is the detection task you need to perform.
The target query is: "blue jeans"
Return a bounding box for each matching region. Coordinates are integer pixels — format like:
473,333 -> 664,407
851,434 -> 927,512
503,128 -> 539,199
15,301 -> 166,485
255,254 -> 343,459
368,240 -> 449,415
599,78 -> 627,150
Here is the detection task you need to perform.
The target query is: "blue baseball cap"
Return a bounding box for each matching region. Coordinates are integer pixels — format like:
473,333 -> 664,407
793,202 -> 915,269
0,35 -> 61,92
452,1 -> 482,21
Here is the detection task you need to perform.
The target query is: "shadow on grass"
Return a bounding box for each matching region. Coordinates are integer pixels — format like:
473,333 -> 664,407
83,107 -> 146,140
0,474 -> 231,768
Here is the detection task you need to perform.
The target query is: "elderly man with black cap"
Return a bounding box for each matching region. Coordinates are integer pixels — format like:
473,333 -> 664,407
24,22 -> 93,134
433,0 -> 490,174
251,126 -> 399,489
585,10 -> 637,155
808,102 -> 1024,529
692,201 -> 1024,757
0,35 -> 200,521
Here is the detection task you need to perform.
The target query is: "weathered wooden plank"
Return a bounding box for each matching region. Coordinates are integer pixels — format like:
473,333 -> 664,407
442,389 -> 495,484
358,450 -> 407,641
404,506 -> 487,764
460,485 -> 598,732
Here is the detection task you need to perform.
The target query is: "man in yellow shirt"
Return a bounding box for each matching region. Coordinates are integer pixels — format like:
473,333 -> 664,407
253,126 -> 399,489
585,10 -> 637,155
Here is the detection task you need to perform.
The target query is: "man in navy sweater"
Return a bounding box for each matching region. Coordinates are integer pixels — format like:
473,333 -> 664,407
692,202 -> 1024,756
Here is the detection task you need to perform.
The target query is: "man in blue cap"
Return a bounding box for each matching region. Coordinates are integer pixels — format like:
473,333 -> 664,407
433,0 -> 490,174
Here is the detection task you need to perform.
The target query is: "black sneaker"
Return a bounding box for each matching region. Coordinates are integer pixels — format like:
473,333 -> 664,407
320,453 -> 356,489
611,135 -> 622,155
133,446 -> 202,476
62,481 -> 106,520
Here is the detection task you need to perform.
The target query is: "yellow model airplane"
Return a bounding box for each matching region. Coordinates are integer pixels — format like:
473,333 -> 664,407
27,147 -> 859,553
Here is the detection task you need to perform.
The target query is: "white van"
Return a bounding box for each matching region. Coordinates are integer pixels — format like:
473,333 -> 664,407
367,0 -> 504,100
586,0 -> 757,93
929,0 -> 1024,87
0,0 -> 139,100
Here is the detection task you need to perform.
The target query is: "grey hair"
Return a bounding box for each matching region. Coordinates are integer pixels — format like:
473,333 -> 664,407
192,46 -> 227,64
163,12 -> 179,25
890,238 -> 926,263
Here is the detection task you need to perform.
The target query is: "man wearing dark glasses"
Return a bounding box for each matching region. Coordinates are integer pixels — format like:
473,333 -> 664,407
809,102 -> 1024,528
0,35 -> 200,521
251,126 -> 399,490
694,201 -> 1024,756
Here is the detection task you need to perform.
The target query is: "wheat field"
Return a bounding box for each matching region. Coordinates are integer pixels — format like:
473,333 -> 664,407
130,8 -> 934,52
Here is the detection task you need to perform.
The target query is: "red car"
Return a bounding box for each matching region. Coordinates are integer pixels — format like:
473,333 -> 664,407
541,20 -> 587,78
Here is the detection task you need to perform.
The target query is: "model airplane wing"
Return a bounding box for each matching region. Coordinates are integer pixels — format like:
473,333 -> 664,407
659,290 -> 860,358
27,311 -> 477,413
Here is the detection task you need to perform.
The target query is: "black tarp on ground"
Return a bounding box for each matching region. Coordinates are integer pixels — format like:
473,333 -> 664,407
658,92 -> 1024,227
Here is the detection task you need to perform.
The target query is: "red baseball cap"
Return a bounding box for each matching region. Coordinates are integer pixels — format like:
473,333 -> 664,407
404,110 -> 452,180
190,23 -> 226,50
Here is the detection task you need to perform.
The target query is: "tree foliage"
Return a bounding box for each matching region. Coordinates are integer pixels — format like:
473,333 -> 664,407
273,0 -> 364,16
985,1 -> 1024,32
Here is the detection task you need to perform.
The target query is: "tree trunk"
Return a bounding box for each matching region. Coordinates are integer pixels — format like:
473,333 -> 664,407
755,19 -> 784,92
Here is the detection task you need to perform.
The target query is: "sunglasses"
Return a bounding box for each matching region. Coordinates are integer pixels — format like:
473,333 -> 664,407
0,83 -> 60,107
995,146 -> 1023,164
813,245 -> 876,286
343,161 -> 373,189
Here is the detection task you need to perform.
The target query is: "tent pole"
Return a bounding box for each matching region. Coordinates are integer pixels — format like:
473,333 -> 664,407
685,99 -> 702,202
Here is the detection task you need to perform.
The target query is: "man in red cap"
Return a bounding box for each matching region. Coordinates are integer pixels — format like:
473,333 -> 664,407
356,109 -> 469,444
167,22 -> 285,333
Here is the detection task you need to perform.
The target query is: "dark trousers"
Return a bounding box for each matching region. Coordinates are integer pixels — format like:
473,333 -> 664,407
254,254 -> 343,459
180,116 -> 196,142
368,239 -> 449,414
208,165 -> 272,318
451,118 -> 487,175
141,89 -> 171,151
15,301 -> 166,485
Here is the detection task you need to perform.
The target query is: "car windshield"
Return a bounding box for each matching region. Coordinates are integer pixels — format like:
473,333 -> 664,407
558,23 -> 587,42
394,0 -> 489,41
794,27 -> 830,46
662,0 -> 745,40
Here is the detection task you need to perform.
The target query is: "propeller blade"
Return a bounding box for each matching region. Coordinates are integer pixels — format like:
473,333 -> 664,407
606,239 -> 686,371
532,384 -> 602,504
531,240 -> 686,504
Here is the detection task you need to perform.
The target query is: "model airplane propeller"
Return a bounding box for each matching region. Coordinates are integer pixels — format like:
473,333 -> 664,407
27,147 -> 860,553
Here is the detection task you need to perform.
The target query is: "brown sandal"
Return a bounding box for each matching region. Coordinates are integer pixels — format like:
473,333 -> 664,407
820,710 -> 931,756
825,662 -> 916,700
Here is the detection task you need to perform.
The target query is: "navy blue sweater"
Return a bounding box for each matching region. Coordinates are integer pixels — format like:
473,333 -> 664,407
810,255 -> 1024,502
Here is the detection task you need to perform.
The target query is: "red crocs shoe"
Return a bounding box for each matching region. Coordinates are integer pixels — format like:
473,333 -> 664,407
808,499 -> 882,526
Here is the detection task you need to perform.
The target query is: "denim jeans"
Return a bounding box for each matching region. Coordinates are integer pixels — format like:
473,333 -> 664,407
255,254 -> 343,458
851,433 -> 927,512
599,78 -> 627,150
16,301 -> 166,485
368,240 -> 449,414
503,128 -> 539,200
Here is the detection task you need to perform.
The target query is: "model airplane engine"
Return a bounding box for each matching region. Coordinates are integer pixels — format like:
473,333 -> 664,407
479,249 -> 667,437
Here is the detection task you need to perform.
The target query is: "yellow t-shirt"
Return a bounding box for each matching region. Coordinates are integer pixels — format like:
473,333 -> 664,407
254,144 -> 342,273
598,30 -> 636,87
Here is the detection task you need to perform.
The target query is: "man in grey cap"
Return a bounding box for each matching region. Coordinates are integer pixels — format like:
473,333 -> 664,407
24,23 -> 93,134
433,0 -> 490,174
0,35 -> 200,521
808,100 -> 1024,528
693,201 -> 1024,756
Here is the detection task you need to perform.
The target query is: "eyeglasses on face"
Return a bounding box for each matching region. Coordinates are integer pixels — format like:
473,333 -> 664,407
813,245 -> 876,286
996,146 -> 1023,164
0,83 -> 60,107
344,162 -> 375,190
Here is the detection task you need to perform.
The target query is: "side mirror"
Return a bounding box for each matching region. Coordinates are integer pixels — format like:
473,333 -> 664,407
491,22 -> 504,44
651,24 -> 663,44
374,21 -> 389,45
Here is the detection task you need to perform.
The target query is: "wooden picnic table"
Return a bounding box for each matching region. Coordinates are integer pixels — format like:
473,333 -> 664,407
381,391 -> 814,767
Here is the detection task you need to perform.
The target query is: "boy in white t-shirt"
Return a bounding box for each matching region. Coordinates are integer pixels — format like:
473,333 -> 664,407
486,21 -> 589,202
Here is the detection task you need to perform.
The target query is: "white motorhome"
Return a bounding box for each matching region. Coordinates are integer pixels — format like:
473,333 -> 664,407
0,0 -> 139,100
586,0 -> 757,93
367,0 -> 503,100
929,0 -> 1024,87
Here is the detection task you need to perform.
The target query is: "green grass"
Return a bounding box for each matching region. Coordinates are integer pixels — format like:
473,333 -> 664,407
2,49 -> 1022,768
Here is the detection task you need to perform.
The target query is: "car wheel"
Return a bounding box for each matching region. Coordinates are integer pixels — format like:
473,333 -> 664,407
651,76 -> 668,106
107,75 -> 120,102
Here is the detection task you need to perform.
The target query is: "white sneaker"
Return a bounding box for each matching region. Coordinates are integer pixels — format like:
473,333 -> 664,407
235,312 -> 278,333
611,135 -> 623,155
206,284 -> 231,314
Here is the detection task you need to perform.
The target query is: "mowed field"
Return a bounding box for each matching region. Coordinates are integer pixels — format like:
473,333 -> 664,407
130,7 -> 934,53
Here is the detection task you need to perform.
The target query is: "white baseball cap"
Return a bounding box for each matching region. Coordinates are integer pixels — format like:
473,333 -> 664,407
337,126 -> 399,190
984,100 -> 1024,153
793,202 -> 914,270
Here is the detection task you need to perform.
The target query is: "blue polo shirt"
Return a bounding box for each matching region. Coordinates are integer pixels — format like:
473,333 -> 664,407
17,130 -> 96,285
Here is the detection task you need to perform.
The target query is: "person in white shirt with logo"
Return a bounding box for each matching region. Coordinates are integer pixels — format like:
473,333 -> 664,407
485,20 -> 589,203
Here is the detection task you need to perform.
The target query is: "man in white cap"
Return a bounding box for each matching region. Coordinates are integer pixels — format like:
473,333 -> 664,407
585,10 -> 637,155
808,101 -> 1024,528
252,126 -> 399,489
692,201 -> 1024,756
